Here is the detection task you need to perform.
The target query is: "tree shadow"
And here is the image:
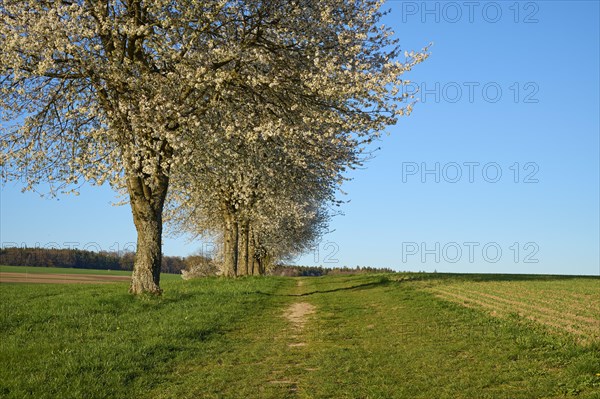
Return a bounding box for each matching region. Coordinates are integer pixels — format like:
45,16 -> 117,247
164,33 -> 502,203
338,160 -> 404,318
257,276 -> 392,297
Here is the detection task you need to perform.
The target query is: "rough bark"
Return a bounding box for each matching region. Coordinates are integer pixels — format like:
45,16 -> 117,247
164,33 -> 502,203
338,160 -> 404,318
254,245 -> 266,276
237,222 -> 249,276
127,169 -> 169,295
248,227 -> 258,276
252,240 -> 268,275
262,253 -> 273,275
222,211 -> 238,277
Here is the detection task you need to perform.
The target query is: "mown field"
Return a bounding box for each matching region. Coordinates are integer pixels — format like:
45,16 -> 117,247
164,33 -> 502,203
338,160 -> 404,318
0,265 -> 181,279
0,265 -> 181,284
1,268 -> 598,398
421,275 -> 600,344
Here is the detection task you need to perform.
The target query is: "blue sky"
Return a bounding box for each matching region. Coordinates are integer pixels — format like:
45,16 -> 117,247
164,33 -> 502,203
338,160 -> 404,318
1,1 -> 599,275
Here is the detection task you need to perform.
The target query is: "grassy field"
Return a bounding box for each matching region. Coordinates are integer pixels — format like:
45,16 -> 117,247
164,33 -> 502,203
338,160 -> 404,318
1,271 -> 598,398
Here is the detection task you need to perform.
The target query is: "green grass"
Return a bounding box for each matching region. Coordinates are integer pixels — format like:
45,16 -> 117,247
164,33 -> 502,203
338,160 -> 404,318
295,274 -> 600,398
0,277 -> 296,398
1,272 -> 598,398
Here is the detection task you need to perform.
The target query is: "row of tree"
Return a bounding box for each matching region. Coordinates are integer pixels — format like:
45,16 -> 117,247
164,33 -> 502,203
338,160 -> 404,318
0,247 -> 196,274
1,0 -> 428,293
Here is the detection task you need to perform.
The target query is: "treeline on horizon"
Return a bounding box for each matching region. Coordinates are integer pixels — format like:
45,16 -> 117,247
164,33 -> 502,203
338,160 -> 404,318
0,247 -> 194,274
0,247 -> 396,277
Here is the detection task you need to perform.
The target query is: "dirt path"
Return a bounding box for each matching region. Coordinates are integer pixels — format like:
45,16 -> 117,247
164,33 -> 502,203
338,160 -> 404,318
284,302 -> 316,330
284,278 -> 316,333
269,279 -> 317,389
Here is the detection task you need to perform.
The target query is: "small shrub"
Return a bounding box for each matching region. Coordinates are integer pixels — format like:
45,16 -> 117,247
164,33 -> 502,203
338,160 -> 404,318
181,258 -> 219,279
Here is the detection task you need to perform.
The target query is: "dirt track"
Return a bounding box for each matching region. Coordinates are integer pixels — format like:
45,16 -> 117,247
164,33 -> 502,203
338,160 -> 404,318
284,302 -> 316,329
0,272 -> 130,284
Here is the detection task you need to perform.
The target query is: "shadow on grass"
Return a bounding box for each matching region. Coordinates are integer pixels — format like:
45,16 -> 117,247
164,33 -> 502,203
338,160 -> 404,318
257,276 -> 392,297
180,327 -> 226,342
256,272 -> 599,297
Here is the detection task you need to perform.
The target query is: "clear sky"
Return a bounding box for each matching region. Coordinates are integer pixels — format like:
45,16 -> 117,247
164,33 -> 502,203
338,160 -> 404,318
1,1 -> 598,275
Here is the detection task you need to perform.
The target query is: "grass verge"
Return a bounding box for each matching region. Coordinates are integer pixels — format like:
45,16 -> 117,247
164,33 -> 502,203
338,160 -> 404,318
1,272 -> 598,398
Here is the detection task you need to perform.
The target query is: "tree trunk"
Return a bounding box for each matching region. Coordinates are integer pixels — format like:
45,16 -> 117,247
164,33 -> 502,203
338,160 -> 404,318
126,169 -> 169,295
248,227 -> 258,276
257,257 -> 265,275
237,222 -> 249,276
253,241 -> 267,276
222,211 -> 238,277
262,253 -> 273,275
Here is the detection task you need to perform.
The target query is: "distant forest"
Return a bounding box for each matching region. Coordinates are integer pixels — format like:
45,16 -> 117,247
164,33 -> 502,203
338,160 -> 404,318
0,247 -> 195,274
0,247 -> 396,276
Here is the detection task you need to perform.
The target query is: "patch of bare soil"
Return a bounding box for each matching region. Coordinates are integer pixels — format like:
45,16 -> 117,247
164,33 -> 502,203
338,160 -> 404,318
273,300 -> 316,392
284,302 -> 316,330
0,272 -> 130,284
